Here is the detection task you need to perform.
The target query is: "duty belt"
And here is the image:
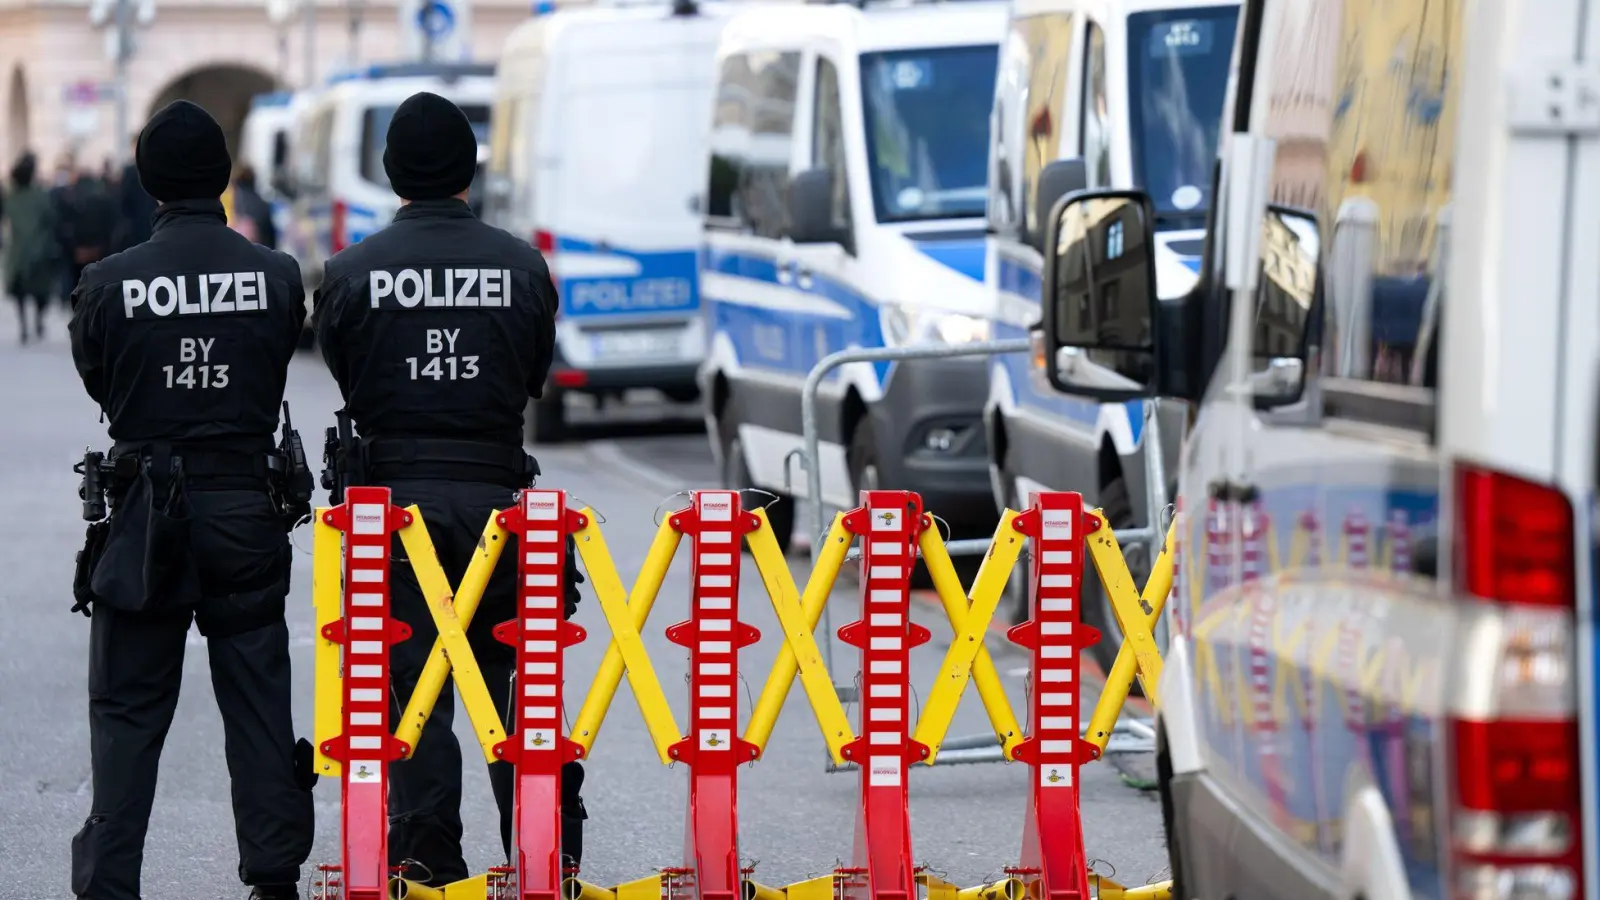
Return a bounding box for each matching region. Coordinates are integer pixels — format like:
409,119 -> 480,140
110,444 -> 286,488
362,437 -> 539,488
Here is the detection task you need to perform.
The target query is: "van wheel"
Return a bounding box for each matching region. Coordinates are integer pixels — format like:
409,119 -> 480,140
528,389 -> 567,444
1084,477 -> 1147,694
1157,724 -> 1189,900
719,413 -> 794,554
847,422 -> 880,494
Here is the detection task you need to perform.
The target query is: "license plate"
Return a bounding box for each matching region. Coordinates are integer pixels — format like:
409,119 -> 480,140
589,329 -> 680,360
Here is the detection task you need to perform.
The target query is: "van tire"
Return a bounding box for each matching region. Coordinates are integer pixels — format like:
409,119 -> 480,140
1157,724 -> 1190,900
528,390 -> 567,445
1084,476 -> 1146,694
719,413 -> 794,554
847,422 -> 880,494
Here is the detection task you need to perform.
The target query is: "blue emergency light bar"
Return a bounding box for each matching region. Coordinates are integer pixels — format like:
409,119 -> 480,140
324,61 -> 495,86
250,91 -> 295,108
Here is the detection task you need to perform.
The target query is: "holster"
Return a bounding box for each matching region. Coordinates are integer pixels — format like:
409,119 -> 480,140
88,449 -> 202,615
71,519 -> 111,617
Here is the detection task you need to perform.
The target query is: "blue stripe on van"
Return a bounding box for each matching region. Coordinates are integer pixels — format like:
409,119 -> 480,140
908,236 -> 987,281
553,236 -> 700,318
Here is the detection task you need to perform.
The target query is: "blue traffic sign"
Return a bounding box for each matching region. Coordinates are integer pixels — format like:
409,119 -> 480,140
417,1 -> 454,37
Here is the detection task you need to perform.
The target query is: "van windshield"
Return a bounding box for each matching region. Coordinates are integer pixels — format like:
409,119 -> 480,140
360,102 -> 492,189
1125,7 -> 1237,220
859,45 -> 998,222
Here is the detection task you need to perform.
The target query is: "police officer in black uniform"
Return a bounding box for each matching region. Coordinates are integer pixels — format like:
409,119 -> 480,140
66,101 -> 315,900
313,91 -> 585,886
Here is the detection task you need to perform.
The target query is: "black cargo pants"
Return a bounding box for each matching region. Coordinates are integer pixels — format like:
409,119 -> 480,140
71,488 -> 314,900
382,479 -> 585,886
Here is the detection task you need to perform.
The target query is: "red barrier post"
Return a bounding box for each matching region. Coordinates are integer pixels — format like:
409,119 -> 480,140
838,491 -> 930,900
1008,491 -> 1096,900
666,490 -> 761,900
319,487 -> 414,900
492,490 -> 589,900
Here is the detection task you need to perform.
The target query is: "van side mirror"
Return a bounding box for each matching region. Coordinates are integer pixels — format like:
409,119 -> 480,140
1030,158 -> 1087,252
789,167 -> 849,248
1248,204 -> 1319,406
1041,188 -> 1159,401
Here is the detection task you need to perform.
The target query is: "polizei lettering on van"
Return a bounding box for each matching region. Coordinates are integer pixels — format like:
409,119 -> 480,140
368,268 -> 515,309
121,273 -> 270,319
567,277 -> 693,314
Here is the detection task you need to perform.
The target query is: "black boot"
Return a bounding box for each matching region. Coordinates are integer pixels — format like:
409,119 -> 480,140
247,885 -> 298,899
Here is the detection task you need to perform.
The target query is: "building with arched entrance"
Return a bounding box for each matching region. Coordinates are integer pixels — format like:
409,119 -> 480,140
0,0 -> 550,173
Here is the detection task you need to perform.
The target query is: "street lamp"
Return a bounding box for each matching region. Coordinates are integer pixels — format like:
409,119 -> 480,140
88,0 -> 154,165
266,0 -> 293,85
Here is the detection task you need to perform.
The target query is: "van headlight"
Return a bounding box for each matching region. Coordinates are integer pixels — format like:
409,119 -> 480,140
881,305 -> 992,346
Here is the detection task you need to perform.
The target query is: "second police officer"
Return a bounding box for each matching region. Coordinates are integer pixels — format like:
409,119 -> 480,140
313,91 -> 587,886
67,101 -> 316,900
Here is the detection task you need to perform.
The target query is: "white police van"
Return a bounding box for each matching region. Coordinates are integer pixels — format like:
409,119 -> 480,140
487,0 -> 740,443
1039,0 -> 1600,897
283,62 -> 496,290
698,0 -> 1009,551
239,90 -> 306,245
984,0 -> 1237,666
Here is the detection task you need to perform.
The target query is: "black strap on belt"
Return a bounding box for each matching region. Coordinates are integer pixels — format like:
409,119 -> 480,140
113,444 -> 284,489
363,437 -> 538,488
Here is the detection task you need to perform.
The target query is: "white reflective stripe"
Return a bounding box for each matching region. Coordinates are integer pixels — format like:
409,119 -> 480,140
871,589 -> 902,604
526,574 -> 557,587
700,574 -> 732,588
700,707 -> 731,720
524,619 -> 556,631
1041,693 -> 1074,706
1041,716 -> 1074,730
700,553 -> 733,566
1043,525 -> 1073,541
349,735 -> 383,749
1042,550 -> 1074,564
351,688 -> 384,702
1041,645 -> 1073,659
700,531 -> 732,543
525,683 -> 556,697
1041,621 -> 1073,635
1040,670 -> 1073,683
700,619 -> 731,632
1040,597 -> 1074,612
869,708 -> 900,721
700,595 -> 731,610
870,613 -> 901,627
352,593 -> 383,606
870,731 -> 901,744
352,545 -> 384,558
700,684 -> 732,698
351,617 -> 383,630
869,683 -> 902,698
350,641 -> 383,655
870,566 -> 900,580
871,542 -> 902,555
869,660 -> 902,674
350,712 -> 383,726
870,637 -> 901,651
524,706 -> 556,719
526,552 -> 558,565
1041,574 -> 1074,588
525,662 -> 556,675
526,530 -> 558,543
524,641 -> 556,653
1040,739 -> 1075,754
525,595 -> 558,609
700,641 -> 731,654
700,663 -> 731,676
350,665 -> 383,679
351,569 -> 384,583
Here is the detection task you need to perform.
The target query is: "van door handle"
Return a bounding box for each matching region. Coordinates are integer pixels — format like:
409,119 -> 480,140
794,265 -> 814,290
775,261 -> 796,285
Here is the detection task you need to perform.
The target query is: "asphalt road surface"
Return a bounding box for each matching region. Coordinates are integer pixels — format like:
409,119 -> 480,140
1,305 -> 1167,899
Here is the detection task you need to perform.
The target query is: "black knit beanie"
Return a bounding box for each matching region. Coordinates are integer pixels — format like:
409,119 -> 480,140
136,100 -> 232,203
382,91 -> 478,201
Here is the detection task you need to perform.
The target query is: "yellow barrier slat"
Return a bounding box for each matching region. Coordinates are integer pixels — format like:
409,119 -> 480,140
1084,516 -> 1176,751
398,508 -> 507,763
393,510 -> 511,754
913,511 -> 1026,763
570,510 -> 683,763
311,508 -> 344,778
919,526 -> 1025,760
743,509 -> 855,763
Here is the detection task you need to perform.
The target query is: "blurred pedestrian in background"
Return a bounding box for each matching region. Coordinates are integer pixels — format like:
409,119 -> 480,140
61,166 -> 115,298
228,165 -> 277,249
4,152 -> 60,344
50,155 -> 76,304
115,136 -> 157,253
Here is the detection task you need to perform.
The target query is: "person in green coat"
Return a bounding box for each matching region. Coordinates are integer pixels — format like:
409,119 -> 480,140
4,152 -> 60,344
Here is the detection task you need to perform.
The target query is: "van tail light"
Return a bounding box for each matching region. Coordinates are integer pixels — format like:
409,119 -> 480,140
534,229 -> 561,315
331,199 -> 349,253
1447,462 -> 1582,900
